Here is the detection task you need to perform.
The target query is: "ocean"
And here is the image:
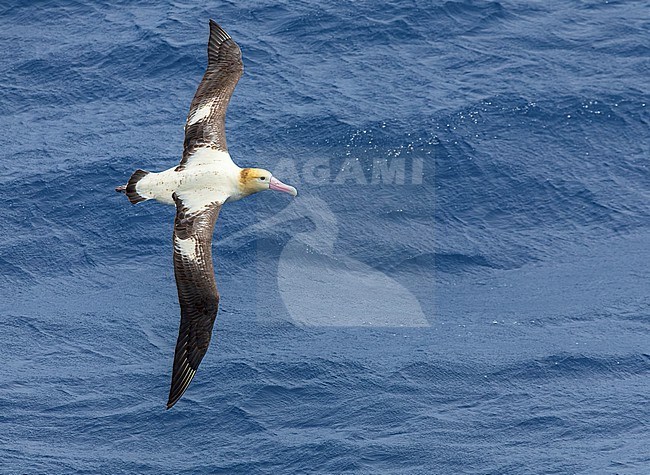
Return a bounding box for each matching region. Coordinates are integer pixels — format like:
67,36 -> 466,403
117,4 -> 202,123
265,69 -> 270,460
1,0 -> 648,473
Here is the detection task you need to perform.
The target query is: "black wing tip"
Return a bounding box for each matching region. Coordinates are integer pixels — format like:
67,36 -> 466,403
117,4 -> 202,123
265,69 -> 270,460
208,18 -> 231,41
166,361 -> 199,409
165,381 -> 193,410
166,384 -> 188,410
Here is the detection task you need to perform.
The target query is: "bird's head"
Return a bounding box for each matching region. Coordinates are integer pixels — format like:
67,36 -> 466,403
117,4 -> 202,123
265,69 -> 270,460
239,168 -> 298,197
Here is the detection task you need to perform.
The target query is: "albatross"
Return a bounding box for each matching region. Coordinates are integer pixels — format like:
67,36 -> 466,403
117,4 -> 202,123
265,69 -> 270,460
116,20 -> 297,409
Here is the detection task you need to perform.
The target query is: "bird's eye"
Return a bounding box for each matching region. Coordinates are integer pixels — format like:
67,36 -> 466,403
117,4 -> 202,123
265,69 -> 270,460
260,177 -> 266,181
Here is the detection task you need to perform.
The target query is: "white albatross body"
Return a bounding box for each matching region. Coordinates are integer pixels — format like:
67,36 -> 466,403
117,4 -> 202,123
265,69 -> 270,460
134,150 -> 242,207
116,20 -> 297,409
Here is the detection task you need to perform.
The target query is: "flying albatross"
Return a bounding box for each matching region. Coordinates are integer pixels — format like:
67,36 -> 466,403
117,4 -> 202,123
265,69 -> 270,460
116,20 -> 297,409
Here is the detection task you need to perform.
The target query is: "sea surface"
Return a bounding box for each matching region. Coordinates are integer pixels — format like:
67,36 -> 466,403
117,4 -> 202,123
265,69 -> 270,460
1,0 -> 648,473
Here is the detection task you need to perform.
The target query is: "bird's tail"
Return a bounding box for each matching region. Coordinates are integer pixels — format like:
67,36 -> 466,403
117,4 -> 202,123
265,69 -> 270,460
115,169 -> 150,204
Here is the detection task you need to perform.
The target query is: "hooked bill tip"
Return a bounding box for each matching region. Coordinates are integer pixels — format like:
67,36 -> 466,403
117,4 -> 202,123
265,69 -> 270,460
269,176 -> 298,197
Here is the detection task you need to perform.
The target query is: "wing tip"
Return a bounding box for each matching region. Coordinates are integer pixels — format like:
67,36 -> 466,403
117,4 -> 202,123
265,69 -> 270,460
166,384 -> 189,410
166,363 -> 198,409
208,18 -> 231,42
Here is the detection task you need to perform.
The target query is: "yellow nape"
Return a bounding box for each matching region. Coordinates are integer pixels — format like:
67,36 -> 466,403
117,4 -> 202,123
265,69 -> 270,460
239,167 -> 272,196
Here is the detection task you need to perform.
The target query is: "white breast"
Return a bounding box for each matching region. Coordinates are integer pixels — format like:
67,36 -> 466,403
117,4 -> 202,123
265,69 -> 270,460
137,149 -> 241,208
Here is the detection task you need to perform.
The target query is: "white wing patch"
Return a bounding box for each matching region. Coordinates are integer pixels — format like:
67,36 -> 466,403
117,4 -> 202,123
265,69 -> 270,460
174,235 -> 198,260
183,148 -> 236,168
187,102 -> 213,126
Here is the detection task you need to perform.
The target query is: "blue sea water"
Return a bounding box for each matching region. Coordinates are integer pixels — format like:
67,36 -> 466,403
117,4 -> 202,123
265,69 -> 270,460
1,0 -> 648,473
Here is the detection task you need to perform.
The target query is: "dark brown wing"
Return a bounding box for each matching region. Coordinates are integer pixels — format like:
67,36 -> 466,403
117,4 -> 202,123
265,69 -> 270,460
179,20 -> 243,169
167,193 -> 222,409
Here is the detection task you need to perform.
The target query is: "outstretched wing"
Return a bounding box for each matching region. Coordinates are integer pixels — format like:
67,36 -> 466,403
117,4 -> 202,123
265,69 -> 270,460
179,19 -> 243,169
167,193 -> 222,409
